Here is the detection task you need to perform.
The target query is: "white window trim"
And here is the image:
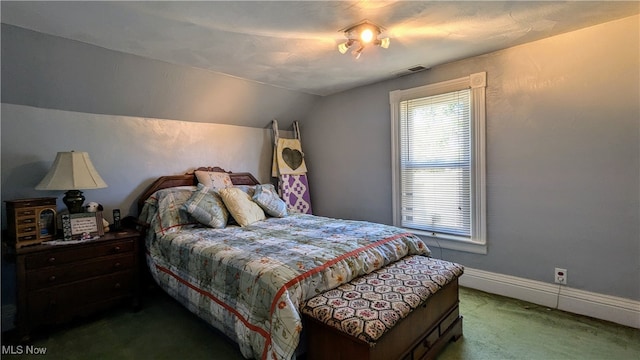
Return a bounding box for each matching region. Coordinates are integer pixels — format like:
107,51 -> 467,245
390,72 -> 487,254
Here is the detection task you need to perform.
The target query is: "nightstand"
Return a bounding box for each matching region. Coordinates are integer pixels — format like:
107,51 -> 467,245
14,228 -> 140,340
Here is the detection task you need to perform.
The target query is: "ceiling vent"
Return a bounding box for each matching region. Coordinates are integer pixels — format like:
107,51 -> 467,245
393,65 -> 429,78
407,65 -> 428,72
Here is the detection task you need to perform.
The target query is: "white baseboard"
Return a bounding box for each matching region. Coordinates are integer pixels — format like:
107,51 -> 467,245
2,305 -> 16,332
459,267 -> 640,329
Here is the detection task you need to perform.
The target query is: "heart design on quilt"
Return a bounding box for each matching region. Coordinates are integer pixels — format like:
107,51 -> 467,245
282,147 -> 303,170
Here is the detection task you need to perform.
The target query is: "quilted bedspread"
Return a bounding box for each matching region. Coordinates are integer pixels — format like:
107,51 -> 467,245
141,195 -> 430,360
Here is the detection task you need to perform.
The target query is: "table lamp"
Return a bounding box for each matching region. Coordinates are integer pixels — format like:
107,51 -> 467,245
35,151 -> 108,213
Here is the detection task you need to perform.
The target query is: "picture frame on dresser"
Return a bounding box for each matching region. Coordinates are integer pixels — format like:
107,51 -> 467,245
61,212 -> 105,241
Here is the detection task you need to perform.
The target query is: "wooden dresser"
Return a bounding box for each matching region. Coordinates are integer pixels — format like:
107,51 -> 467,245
14,228 -> 140,340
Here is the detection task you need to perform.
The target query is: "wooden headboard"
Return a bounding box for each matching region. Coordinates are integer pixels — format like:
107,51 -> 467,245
136,167 -> 259,213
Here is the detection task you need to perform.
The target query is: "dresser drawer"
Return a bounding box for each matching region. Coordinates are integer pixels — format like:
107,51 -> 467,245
16,223 -> 38,235
26,253 -> 135,290
26,271 -> 135,324
14,208 -> 37,217
24,239 -> 134,269
440,306 -> 460,334
412,327 -> 440,360
16,215 -> 37,226
17,233 -> 39,242
16,217 -> 38,239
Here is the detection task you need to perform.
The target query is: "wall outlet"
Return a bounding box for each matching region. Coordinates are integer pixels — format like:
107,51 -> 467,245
555,268 -> 567,285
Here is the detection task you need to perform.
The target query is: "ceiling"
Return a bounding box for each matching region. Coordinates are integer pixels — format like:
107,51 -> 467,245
2,1 -> 638,96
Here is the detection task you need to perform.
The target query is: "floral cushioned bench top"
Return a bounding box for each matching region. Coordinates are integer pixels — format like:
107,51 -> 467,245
301,255 -> 464,345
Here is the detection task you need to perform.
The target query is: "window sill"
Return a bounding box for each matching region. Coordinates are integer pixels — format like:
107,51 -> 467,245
406,229 -> 487,255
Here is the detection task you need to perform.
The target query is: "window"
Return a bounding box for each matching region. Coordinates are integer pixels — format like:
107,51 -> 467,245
390,73 -> 487,254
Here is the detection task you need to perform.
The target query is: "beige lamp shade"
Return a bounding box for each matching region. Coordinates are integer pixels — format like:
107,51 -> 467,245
36,151 -> 107,213
36,151 -> 107,190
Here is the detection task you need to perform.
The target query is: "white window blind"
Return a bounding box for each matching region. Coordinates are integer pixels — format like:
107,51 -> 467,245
400,89 -> 471,237
390,72 -> 487,254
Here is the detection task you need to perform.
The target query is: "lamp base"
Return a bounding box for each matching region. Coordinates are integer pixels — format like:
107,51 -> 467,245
63,190 -> 85,213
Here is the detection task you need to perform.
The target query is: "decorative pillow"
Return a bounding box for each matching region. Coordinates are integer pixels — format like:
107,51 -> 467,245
195,170 -> 233,191
219,187 -> 266,227
149,186 -> 198,234
182,185 -> 228,228
222,186 -> 253,226
252,184 -> 287,217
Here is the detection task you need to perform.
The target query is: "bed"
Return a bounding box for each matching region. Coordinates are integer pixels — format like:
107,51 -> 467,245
135,167 -> 461,360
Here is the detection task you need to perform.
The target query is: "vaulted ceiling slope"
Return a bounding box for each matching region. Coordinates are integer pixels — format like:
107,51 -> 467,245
2,1 -> 639,96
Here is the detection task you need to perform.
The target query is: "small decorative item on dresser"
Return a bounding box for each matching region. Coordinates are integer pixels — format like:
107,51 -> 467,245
60,212 -> 105,241
112,209 -> 121,231
5,198 -> 57,248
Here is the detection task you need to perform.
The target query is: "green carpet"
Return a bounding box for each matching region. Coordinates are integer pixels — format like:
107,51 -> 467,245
2,287 -> 638,359
438,288 -> 640,360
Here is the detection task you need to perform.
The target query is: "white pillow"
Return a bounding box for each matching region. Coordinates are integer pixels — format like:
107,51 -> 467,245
195,170 -> 233,191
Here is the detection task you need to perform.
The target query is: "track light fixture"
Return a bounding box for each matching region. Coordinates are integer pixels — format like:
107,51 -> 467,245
338,20 -> 390,59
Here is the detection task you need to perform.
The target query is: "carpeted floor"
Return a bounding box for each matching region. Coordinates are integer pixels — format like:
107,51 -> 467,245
438,288 -> 639,360
2,286 -> 638,359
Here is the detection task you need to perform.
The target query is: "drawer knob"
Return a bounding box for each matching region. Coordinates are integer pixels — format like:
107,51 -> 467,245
48,257 -> 56,263
114,283 -> 121,289
114,246 -> 121,252
48,276 -> 56,282
114,262 -> 121,268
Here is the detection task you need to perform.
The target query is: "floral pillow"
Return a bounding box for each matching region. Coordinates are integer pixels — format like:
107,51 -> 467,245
182,184 -> 228,228
148,186 -> 198,235
252,184 -> 287,218
195,170 -> 233,191
219,187 -> 266,227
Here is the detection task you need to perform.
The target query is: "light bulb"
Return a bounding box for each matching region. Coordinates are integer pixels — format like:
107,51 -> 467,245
338,42 -> 350,54
360,28 -> 374,44
352,47 -> 363,59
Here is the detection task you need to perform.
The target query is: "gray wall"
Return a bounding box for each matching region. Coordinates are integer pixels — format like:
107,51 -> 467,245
1,23 -> 311,221
1,104 -> 278,220
1,24 -> 319,129
300,15 -> 640,300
